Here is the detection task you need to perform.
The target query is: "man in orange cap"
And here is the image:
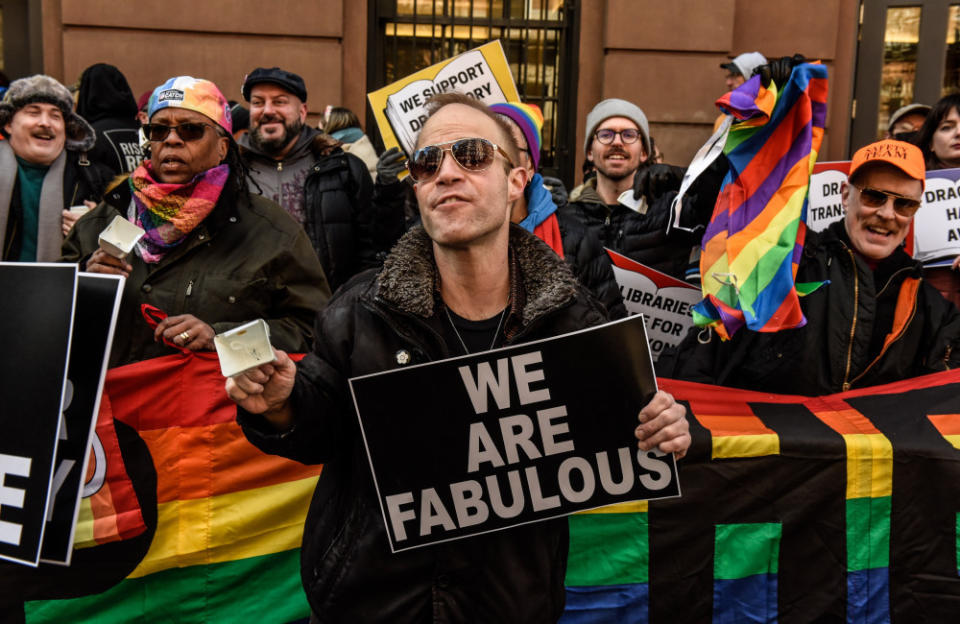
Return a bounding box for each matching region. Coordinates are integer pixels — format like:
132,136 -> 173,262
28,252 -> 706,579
662,139 -> 960,395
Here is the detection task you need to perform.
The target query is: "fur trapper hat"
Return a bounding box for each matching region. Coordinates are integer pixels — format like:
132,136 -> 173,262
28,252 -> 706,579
0,74 -> 96,152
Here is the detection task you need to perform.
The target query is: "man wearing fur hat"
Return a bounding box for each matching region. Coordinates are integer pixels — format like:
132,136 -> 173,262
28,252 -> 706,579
0,74 -> 107,261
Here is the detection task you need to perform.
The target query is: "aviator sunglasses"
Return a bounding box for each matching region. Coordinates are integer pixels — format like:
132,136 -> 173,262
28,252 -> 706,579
854,185 -> 922,218
408,138 -> 516,182
142,122 -> 217,142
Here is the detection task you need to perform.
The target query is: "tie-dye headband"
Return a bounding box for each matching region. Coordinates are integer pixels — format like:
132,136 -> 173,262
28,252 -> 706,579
147,76 -> 232,134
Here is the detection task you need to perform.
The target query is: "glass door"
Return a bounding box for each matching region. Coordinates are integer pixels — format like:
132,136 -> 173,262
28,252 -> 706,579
852,0 -> 956,150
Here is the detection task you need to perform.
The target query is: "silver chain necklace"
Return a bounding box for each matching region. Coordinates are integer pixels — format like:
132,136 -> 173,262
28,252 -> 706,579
444,304 -> 508,354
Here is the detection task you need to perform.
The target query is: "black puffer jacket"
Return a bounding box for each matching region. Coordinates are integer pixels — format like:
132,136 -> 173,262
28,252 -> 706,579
659,220 -> 960,395
554,205 -> 627,319
558,179 -> 699,280
239,225 -> 608,623
241,128 -> 375,292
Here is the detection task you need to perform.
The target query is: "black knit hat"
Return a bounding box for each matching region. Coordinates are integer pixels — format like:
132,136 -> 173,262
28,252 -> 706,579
241,67 -> 307,102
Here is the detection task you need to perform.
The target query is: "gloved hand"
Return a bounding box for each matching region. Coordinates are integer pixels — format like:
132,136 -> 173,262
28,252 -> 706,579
376,147 -> 406,185
755,54 -> 808,89
541,176 -> 568,206
632,164 -> 686,203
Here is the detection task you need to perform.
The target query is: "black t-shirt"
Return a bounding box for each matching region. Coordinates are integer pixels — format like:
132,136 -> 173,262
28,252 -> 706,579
441,306 -> 508,355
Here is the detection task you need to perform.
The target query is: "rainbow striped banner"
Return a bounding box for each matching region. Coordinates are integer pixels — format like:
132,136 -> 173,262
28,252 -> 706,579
25,353 -> 320,623
563,501 -> 651,622
563,370 -> 960,622
19,360 -> 960,621
812,399 -> 892,623
695,63 -> 829,339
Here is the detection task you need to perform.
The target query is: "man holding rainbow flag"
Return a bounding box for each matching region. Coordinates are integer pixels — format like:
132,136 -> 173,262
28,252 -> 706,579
662,86 -> 960,394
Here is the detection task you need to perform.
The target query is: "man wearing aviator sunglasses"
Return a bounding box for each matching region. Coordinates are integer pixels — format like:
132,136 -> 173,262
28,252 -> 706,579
228,92 -> 690,622
664,139 -> 960,396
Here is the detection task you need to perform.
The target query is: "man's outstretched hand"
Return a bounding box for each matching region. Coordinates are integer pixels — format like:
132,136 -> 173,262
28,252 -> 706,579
226,348 -> 298,430
635,390 -> 691,459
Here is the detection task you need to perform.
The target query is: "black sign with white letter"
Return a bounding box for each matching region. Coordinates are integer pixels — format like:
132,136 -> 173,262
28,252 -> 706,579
350,315 -> 681,552
40,274 -> 123,565
0,263 -> 77,566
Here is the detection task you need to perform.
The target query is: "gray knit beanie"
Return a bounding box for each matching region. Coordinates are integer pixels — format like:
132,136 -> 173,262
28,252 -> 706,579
583,98 -> 650,157
0,74 -> 96,152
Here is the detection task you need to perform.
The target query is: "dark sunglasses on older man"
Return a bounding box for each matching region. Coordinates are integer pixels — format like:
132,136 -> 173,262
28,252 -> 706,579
854,185 -> 922,217
408,138 -> 516,182
142,122 -> 216,142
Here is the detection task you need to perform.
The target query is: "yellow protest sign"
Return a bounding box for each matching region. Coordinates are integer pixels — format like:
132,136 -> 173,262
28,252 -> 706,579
367,40 -> 520,157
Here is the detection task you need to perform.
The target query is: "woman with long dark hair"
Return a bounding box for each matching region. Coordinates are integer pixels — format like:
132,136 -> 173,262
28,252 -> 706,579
914,94 -> 960,308
62,76 -> 330,366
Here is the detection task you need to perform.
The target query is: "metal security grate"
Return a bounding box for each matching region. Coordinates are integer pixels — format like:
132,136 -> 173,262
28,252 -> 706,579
369,0 -> 579,184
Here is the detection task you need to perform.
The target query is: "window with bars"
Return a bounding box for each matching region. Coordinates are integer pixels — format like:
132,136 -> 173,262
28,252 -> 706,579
369,0 -> 578,183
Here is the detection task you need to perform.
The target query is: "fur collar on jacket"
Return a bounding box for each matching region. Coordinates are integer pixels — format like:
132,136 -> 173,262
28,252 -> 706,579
374,224 -> 582,327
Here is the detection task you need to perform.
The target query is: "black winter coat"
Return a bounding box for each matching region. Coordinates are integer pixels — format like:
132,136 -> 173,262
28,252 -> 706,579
660,220 -> 960,395
302,148 -> 375,291
558,180 -> 698,280
239,225 -> 608,623
554,203 -> 628,319
61,182 -> 330,367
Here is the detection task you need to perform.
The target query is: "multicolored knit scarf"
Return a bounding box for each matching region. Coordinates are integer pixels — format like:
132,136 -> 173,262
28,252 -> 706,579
129,161 -> 230,263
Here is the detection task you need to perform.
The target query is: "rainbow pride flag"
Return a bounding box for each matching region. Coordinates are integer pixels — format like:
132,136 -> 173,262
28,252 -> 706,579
25,353 -> 321,623
695,63 -> 829,339
72,390 -> 147,548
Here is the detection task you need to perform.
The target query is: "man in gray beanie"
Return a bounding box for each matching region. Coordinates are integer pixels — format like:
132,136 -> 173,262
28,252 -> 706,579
0,74 -> 107,261
579,98 -> 651,207
557,96 -> 710,309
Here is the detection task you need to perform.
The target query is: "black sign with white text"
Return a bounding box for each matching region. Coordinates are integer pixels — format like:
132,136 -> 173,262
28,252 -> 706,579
40,274 -> 123,565
350,316 -> 681,552
0,263 -> 77,566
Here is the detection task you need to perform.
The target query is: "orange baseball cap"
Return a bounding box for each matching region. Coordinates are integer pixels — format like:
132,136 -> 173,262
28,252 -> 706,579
849,139 -> 926,189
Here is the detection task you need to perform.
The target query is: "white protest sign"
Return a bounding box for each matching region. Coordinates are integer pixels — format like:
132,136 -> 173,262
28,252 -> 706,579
806,162 -> 850,233
914,168 -> 960,263
605,249 -> 701,362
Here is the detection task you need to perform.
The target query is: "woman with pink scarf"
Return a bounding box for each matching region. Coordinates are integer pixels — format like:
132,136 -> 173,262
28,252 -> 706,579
62,76 -> 330,366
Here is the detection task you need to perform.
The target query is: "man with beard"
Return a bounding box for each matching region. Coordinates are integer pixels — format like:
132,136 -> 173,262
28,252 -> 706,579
239,67 -> 377,292
661,139 -> 960,395
557,98 -> 703,283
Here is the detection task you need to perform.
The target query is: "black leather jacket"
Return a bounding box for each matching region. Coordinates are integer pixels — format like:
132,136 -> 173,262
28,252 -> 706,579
239,225 -> 608,623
